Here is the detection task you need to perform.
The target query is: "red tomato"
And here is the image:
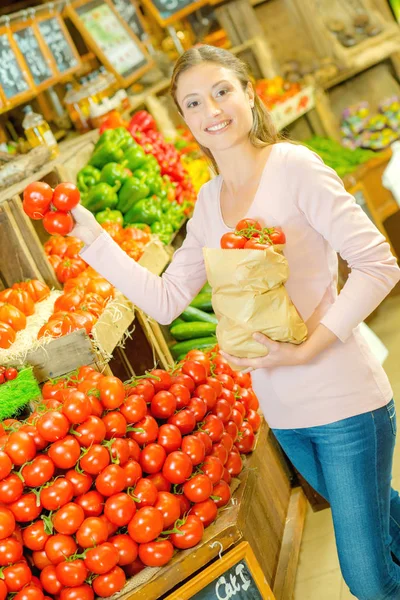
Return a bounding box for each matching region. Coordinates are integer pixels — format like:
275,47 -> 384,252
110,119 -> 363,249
203,415 -> 224,442
168,384 -> 190,409
98,376 -> 125,410
0,474 -> 23,504
84,543 -> 119,575
157,424 -> 182,454
195,384 -> 217,409
36,412 -> 69,443
10,493 -> 42,523
216,373 -> 234,390
75,490 -> 104,518
40,565 -> 62,594
0,580 -> 6,600
244,238 -> 271,250
0,536 -> 23,565
110,438 -> 130,466
167,409 -> 196,435
183,474 -> 213,503
59,584 -> 94,600
128,507 -> 163,544
146,472 -> 171,492
139,539 -> 174,567
14,584 -> 44,600
5,431 -> 36,466
65,470 -> 92,496
56,559 -> 87,587
123,459 -> 142,487
43,210 -> 74,236
170,515 -> 204,549
185,350 -> 211,373
5,367 -> 18,380
76,517 -> 108,548
79,444 -> 110,475
22,521 -> 49,552
129,415 -> 158,446
220,232 -> 246,249
154,492 -> 181,528
120,395 -> 147,424
226,451 -> 243,476
213,399 -> 233,423
0,451 -> 12,481
92,566 -> 126,598
181,435 -> 205,466
187,397 -> 208,422
235,422 -> 256,453
140,443 -> 166,474
109,534 -> 138,566
23,182 -> 53,220
133,478 -> 158,508
40,479 -> 73,511
0,506 -> 15,540
52,502 -> 84,536
48,436 -> 81,470
162,451 -> 193,484
230,408 -> 244,429
246,409 -> 262,432
126,380 -> 154,403
52,183 -> 80,211
32,550 -> 52,571
225,421 -> 239,441
218,388 -> 235,406
269,226 -> 286,245
104,493 -> 136,527
103,411 -> 127,439
213,480 -> 231,507
170,374 -> 195,393
149,369 -> 171,392
194,430 -> 212,455
200,456 -> 224,485
20,454 -> 55,490
235,218 -> 262,232
189,498 -> 218,527
44,534 -> 77,565
74,416 -> 106,447
182,361 -> 206,385
179,494 -> 191,518
95,464 -> 126,497
206,377 -> 223,397
222,467 -> 232,484
233,371 -> 252,388
210,443 -> 228,465
220,431 -> 234,453
62,392 -> 91,424
3,561 -> 32,591
150,391 -> 176,419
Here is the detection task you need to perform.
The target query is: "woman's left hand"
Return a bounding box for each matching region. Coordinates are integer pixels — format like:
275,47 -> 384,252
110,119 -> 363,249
220,332 -> 307,371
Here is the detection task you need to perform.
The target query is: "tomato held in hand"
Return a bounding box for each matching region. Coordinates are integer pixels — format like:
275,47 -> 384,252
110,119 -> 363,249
243,238 -> 271,250
43,210 -> 74,236
52,183 -> 80,212
23,182 -> 53,220
220,232 -> 246,249
269,226 -> 286,245
235,218 -> 262,232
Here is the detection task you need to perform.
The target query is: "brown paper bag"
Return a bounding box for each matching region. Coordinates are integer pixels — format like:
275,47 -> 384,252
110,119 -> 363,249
203,247 -> 307,358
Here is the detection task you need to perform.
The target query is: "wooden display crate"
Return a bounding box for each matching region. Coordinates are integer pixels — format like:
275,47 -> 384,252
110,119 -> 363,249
110,422 -> 306,600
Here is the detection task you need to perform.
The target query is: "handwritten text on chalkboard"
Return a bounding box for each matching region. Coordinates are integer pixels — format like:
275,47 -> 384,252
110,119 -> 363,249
14,27 -> 52,85
191,560 -> 263,600
0,34 -> 30,99
111,0 -> 145,40
39,18 -> 78,73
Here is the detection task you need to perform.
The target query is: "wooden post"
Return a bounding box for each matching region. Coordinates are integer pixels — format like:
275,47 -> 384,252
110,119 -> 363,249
313,87 -> 342,142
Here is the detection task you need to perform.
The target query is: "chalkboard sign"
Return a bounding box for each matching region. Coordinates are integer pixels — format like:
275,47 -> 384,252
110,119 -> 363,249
110,0 -> 146,41
165,543 -> 276,600
38,16 -> 80,74
67,0 -> 152,86
0,32 -> 30,101
141,0 -> 206,27
14,26 -> 53,87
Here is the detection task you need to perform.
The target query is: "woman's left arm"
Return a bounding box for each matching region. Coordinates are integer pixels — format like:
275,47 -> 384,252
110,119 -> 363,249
223,145 -> 400,370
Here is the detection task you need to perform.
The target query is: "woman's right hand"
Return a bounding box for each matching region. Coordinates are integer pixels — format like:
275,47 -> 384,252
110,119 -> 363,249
69,204 -> 104,247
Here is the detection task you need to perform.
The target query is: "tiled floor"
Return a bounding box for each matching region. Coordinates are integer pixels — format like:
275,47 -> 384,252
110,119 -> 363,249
294,294 -> 400,600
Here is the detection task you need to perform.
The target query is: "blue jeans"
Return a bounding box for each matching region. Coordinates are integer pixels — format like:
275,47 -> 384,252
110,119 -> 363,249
273,400 -> 400,600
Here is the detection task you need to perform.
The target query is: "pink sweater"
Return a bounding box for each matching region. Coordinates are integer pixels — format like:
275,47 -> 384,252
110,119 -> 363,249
81,143 -> 400,428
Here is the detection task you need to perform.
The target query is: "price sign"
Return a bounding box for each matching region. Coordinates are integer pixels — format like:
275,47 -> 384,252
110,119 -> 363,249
110,0 -> 146,41
37,14 -> 80,76
0,28 -> 32,104
141,0 -> 206,27
165,543 -> 276,600
13,25 -> 54,89
66,0 -> 153,86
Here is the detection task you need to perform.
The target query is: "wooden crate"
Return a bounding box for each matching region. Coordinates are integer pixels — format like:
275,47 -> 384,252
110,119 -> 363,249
111,421 -> 305,600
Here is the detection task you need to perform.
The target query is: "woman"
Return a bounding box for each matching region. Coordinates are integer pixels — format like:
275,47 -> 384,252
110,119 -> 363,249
72,46 -> 400,599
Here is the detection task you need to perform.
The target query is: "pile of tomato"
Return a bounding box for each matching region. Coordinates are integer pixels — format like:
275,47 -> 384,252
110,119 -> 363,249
220,218 -> 286,250
0,281 -> 51,350
23,183 -> 80,237
0,349 -> 260,599
0,367 -> 18,385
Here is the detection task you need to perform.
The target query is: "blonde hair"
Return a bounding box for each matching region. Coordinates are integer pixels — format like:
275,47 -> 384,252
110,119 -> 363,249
170,45 -> 279,173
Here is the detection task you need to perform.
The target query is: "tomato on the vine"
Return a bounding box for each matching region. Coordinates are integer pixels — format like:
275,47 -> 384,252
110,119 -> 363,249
189,498 -> 218,527
149,369 -> 171,392
56,559 -> 87,587
76,517 -> 108,548
23,182 -> 53,220
22,521 -> 49,552
220,232 -> 246,249
44,534 -> 77,564
235,218 -> 262,232
170,515 -> 204,549
3,561 -> 32,592
52,183 -> 80,212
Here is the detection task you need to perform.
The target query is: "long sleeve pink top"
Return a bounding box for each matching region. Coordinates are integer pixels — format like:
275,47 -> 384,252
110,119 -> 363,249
81,142 -> 400,429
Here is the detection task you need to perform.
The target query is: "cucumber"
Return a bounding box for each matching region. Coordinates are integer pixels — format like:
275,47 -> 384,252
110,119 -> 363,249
170,317 -> 185,329
170,336 -> 217,359
190,293 -> 213,312
201,282 -> 212,294
170,321 -> 216,341
181,306 -> 217,325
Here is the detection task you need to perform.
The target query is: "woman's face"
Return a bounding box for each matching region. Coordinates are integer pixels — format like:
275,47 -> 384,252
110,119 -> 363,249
176,63 -> 254,153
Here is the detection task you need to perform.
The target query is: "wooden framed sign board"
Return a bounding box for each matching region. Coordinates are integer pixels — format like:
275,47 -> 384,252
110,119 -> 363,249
12,21 -> 57,91
0,26 -> 34,109
164,542 -> 276,600
110,0 -> 147,41
141,0 -> 207,27
66,0 -> 153,87
36,12 -> 81,77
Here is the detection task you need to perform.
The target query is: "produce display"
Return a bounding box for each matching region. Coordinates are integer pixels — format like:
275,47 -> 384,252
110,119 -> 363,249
203,218 -> 307,358
340,98 -> 400,150
0,350 -> 261,598
23,182 -> 80,236
174,127 -> 211,194
77,112 -> 196,245
305,136 -> 376,178
169,284 -> 217,360
0,282 -> 51,349
255,77 -> 303,110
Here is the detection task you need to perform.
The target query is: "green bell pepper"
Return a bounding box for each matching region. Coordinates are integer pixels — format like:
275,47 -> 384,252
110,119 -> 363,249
145,174 -> 163,196
151,221 -> 173,244
95,208 -> 124,226
124,146 -> 147,171
100,163 -> 132,187
89,142 -> 125,169
94,127 -> 130,150
82,182 -> 121,213
117,177 -> 150,213
164,203 -> 185,229
124,198 -> 162,226
77,165 -> 101,193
